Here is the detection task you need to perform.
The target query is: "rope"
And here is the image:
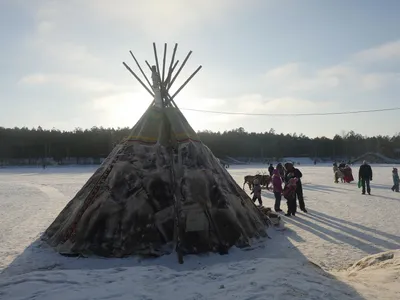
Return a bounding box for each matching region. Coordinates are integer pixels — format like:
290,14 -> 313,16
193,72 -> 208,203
180,106 -> 400,117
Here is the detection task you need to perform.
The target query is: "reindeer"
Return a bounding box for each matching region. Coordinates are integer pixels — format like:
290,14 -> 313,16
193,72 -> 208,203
260,172 -> 272,190
243,174 -> 258,190
243,172 -> 272,190
333,165 -> 344,183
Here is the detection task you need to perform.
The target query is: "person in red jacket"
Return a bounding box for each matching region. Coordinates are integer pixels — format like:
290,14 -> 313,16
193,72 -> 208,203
272,169 -> 283,212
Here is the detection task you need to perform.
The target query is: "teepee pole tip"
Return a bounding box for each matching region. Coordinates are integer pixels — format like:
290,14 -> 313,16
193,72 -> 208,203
162,43 -> 167,83
129,51 -> 154,94
123,62 -> 154,97
171,65 -> 202,99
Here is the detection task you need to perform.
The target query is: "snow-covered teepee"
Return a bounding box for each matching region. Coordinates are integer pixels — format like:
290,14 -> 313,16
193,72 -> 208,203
42,43 -> 268,263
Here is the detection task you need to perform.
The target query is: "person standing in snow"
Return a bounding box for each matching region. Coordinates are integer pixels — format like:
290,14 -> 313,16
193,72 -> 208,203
272,169 -> 283,212
284,162 -> 307,213
343,164 -> 354,183
250,179 -> 263,206
392,168 -> 399,192
268,163 -> 274,176
358,160 -> 373,195
282,175 -> 298,216
276,163 -> 285,180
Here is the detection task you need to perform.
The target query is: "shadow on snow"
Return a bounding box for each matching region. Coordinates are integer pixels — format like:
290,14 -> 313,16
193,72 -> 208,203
0,219 -> 367,299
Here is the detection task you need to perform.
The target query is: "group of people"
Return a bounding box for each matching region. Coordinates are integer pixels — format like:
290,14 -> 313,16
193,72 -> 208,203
333,162 -> 354,183
252,162 -> 307,217
334,160 -> 399,195
250,160 -> 399,217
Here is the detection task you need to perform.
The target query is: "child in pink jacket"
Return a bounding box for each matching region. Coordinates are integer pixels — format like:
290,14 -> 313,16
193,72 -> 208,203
272,169 -> 283,212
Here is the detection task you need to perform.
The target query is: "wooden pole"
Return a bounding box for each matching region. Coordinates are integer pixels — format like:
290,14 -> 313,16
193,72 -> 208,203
163,60 -> 179,93
129,51 -> 154,93
153,43 -> 161,77
171,65 -> 202,99
165,60 -> 179,85
122,62 -> 154,97
145,60 -> 152,72
146,59 -> 177,89
165,92 -> 179,108
165,43 -> 178,86
162,43 -> 167,83
145,60 -> 163,88
168,50 -> 192,91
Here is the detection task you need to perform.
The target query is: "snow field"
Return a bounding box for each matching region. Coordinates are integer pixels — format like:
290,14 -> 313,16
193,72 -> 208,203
0,164 -> 399,299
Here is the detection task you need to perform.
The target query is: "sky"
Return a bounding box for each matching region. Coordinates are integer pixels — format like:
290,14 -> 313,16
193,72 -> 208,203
1,0 -> 400,138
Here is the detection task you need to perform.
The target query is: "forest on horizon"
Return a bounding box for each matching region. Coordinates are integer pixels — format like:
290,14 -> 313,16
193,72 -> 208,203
1,126 -> 400,161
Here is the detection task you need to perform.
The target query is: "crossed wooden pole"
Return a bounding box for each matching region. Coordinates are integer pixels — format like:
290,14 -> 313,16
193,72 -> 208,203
122,43 -> 202,108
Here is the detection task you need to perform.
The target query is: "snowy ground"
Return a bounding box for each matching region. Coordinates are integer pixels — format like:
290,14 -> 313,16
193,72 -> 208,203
0,164 -> 399,299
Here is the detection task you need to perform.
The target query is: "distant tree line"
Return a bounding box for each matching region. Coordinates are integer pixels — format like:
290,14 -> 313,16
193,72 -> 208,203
1,126 -> 400,163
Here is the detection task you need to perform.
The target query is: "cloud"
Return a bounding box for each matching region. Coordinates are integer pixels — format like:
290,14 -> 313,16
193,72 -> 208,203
181,93 -> 335,134
83,0 -> 251,35
359,72 -> 400,90
264,63 -> 300,79
19,73 -> 131,93
24,3 -> 101,71
9,2 -> 399,137
36,20 -> 54,35
263,41 -> 400,95
28,0 -> 253,43
264,63 -> 341,93
234,94 -> 333,114
353,40 -> 400,63
29,37 -> 100,68
90,91 -> 154,128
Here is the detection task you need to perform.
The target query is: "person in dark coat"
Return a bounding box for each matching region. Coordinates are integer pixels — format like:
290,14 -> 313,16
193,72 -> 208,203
250,179 -> 263,206
358,160 -> 373,195
284,162 -> 307,213
392,167 -> 399,192
283,175 -> 298,216
268,164 -> 274,176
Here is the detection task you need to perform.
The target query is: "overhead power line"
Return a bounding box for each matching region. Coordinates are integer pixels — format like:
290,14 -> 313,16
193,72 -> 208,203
180,106 -> 400,117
